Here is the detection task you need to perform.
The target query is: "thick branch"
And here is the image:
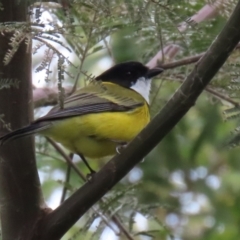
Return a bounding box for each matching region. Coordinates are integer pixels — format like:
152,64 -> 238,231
0,1 -> 44,240
38,1 -> 240,239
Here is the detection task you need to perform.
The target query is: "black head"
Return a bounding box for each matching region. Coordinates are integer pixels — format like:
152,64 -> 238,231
95,61 -> 163,88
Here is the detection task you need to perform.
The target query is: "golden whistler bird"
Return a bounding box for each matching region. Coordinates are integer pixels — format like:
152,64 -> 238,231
0,61 -> 163,173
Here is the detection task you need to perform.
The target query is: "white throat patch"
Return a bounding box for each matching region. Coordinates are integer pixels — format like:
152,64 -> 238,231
130,77 -> 151,103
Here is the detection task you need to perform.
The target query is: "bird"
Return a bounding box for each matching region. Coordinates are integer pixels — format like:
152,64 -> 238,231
0,61 -> 163,173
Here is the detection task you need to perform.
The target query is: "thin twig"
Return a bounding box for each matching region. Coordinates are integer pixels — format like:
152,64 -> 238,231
36,151 -> 64,162
151,78 -> 165,107
60,153 -> 73,204
161,43 -> 240,69
103,37 -> 114,61
206,87 -> 240,107
111,215 -> 135,240
161,53 -> 205,69
34,36 -> 76,68
46,137 -> 86,180
71,9 -> 98,93
165,76 -> 240,107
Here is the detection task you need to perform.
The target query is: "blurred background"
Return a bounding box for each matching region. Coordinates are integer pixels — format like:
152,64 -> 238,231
29,0 -> 240,239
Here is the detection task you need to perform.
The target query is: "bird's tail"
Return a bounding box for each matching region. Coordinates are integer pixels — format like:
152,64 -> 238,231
0,123 -> 49,146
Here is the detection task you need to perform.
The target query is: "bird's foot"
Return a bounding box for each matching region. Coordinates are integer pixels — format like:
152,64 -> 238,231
116,143 -> 128,154
86,170 -> 96,182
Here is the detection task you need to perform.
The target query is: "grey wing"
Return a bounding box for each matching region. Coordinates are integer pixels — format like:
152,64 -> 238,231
0,85 -> 144,145
34,91 -> 143,123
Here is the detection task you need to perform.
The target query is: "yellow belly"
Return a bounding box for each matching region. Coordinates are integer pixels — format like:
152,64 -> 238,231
43,104 -> 150,158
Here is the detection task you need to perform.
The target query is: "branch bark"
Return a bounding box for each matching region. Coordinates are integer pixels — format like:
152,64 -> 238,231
0,1 -> 44,240
33,86 -> 71,108
37,1 -> 240,239
161,43 -> 240,70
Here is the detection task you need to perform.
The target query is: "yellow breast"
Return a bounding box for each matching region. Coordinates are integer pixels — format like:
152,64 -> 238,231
44,103 -> 150,158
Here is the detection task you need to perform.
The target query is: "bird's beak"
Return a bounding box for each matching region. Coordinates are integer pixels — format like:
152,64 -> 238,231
146,67 -> 164,79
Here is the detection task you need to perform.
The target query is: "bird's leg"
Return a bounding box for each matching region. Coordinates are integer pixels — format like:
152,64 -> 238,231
116,142 -> 128,154
78,152 -> 96,177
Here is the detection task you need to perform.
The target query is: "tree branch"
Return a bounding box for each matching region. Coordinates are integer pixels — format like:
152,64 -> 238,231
0,1 -> 44,240
166,76 -> 240,107
46,137 -> 86,180
205,87 -> 240,106
33,86 -> 72,108
161,43 -> 240,69
38,1 -> 240,239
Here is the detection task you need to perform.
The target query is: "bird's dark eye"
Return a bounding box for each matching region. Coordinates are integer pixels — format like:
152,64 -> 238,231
127,71 -> 132,75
